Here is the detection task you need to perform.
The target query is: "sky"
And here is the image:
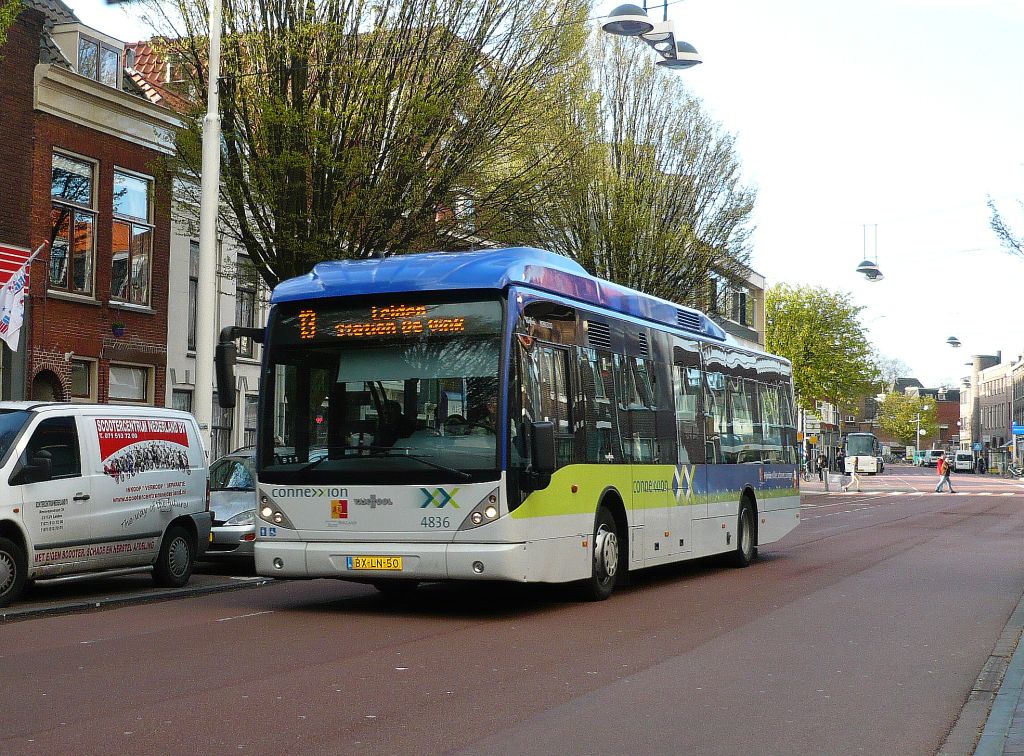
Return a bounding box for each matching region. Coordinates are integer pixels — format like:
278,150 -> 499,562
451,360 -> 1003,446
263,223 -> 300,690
65,0 -> 1024,388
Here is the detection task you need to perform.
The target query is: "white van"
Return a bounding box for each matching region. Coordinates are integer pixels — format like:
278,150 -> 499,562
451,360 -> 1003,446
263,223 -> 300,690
0,403 -> 212,606
954,451 -> 974,473
923,450 -> 945,467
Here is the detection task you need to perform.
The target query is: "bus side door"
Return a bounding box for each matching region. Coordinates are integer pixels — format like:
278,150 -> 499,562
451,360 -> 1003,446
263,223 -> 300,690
672,341 -> 706,550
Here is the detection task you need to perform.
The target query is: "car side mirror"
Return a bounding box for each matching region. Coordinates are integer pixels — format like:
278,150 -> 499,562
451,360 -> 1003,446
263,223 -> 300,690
21,451 -> 53,484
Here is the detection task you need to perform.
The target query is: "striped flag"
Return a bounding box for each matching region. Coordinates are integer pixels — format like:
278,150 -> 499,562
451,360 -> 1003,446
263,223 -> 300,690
0,243 -> 34,286
0,242 -> 46,351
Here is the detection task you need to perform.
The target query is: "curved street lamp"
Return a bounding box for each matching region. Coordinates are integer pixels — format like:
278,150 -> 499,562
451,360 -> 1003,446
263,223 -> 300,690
601,2 -> 702,71
601,4 -> 655,36
946,336 -> 962,348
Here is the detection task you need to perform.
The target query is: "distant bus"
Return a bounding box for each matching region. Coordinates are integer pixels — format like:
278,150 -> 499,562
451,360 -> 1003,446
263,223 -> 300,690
844,432 -> 881,474
216,248 -> 802,600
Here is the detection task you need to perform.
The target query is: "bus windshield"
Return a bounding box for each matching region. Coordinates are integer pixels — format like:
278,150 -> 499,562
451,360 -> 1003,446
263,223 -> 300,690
259,299 -> 503,484
845,434 -> 876,457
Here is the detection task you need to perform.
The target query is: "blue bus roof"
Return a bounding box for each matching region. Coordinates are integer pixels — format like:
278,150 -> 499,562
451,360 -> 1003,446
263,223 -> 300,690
271,247 -> 728,341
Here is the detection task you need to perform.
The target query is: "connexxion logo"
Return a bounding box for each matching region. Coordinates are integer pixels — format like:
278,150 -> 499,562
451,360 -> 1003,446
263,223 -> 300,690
420,487 -> 460,508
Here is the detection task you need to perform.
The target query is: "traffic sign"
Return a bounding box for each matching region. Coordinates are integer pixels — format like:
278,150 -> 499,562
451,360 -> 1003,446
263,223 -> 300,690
1013,424 -> 1024,436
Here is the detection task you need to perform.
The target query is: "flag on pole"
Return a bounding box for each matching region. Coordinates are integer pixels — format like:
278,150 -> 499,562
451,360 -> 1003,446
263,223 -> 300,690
0,243 -> 35,286
0,242 -> 46,351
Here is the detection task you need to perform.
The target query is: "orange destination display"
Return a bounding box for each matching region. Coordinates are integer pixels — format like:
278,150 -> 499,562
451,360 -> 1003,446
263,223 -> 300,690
277,300 -> 499,344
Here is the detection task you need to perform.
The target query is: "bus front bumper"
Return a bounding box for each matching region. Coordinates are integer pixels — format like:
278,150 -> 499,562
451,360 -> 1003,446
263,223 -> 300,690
255,540 -> 539,582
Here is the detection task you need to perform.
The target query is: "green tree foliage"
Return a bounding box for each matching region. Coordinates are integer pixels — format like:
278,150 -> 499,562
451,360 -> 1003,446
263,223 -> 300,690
765,284 -> 879,410
875,393 -> 938,447
0,0 -> 22,57
520,36 -> 755,306
146,0 -> 590,286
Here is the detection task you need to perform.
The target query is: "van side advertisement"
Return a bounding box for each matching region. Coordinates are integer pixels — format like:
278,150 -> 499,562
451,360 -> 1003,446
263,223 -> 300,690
95,418 -> 192,482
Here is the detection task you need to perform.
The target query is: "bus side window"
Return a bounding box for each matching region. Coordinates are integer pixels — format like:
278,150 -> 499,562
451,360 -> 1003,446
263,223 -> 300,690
578,347 -> 621,464
758,382 -> 783,464
704,370 -> 727,464
535,344 -> 573,469
673,365 -> 705,465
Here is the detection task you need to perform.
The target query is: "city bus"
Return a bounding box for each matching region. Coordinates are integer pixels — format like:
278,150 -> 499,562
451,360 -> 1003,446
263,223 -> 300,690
843,432 -> 881,474
215,248 -> 801,600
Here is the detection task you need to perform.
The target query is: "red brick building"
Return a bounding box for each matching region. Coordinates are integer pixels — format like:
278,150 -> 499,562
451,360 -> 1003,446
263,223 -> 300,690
0,0 -> 179,403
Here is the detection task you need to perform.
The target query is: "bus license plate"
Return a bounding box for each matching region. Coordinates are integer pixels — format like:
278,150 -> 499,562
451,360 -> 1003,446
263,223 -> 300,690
347,556 -> 403,571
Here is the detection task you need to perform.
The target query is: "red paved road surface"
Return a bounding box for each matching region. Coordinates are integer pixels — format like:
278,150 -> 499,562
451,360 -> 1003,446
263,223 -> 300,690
3,466 -> 1023,755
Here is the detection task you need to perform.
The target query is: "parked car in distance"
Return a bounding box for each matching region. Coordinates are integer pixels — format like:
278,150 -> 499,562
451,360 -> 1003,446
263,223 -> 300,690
205,446 -> 328,561
206,450 -> 258,561
922,450 -> 945,467
953,450 -> 975,473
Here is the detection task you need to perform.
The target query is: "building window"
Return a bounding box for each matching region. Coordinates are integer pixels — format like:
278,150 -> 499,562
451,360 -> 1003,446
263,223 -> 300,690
188,241 -> 198,351
235,255 -> 257,358
109,363 -> 151,403
78,35 -> 120,88
244,394 -> 258,447
211,392 -> 233,460
50,152 -> 95,296
69,358 -> 97,401
172,389 -> 193,414
111,170 -> 153,306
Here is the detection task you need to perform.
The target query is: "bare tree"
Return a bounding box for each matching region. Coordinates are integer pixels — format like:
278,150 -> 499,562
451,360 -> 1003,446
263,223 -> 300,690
144,0 -> 590,286
989,196 -> 1024,258
519,36 -> 756,306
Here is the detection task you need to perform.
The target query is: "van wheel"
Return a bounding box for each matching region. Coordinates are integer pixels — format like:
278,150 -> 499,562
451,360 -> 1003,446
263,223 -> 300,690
579,505 -> 620,601
731,500 -> 756,568
153,526 -> 195,588
0,536 -> 28,607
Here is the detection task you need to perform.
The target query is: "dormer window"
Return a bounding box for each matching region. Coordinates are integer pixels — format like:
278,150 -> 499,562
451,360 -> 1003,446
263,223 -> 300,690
78,34 -> 120,88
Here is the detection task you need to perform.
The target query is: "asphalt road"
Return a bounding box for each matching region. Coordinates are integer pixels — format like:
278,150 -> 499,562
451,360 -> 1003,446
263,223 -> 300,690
3,465 -> 1024,755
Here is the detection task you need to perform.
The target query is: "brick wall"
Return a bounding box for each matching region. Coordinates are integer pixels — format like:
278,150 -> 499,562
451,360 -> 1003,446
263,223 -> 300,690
0,9 -> 43,249
27,109 -> 171,404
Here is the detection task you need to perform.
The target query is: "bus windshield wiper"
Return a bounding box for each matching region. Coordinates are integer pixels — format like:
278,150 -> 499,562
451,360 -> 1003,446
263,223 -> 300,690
370,447 -> 472,480
296,445 -> 472,480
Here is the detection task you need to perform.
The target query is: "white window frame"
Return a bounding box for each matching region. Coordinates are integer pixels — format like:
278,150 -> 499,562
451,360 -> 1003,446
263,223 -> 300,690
50,150 -> 98,297
69,357 -> 98,402
110,167 -> 155,307
107,361 -> 154,405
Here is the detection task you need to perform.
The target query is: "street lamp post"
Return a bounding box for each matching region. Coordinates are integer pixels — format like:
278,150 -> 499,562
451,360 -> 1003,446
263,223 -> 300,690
915,403 -> 931,455
193,0 -> 225,454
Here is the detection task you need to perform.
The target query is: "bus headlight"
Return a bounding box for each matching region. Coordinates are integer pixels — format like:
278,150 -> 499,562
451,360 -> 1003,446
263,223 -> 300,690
257,493 -> 296,530
458,488 -> 502,531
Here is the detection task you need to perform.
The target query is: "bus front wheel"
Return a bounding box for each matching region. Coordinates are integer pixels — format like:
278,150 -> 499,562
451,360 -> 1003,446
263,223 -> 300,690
580,505 -> 620,601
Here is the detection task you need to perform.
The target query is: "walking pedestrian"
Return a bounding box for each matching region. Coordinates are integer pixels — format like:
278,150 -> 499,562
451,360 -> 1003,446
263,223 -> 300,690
935,451 -> 956,493
843,456 -> 862,492
816,451 -> 828,482
976,455 -> 986,475
835,449 -> 846,473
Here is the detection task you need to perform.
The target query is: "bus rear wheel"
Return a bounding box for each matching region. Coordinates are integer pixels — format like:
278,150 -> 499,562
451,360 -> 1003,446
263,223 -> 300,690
731,500 -> 757,568
579,505 -> 620,601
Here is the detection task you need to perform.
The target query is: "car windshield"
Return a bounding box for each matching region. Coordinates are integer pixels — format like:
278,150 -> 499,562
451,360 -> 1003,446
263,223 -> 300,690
0,410 -> 31,465
259,299 -> 503,484
210,458 -> 255,491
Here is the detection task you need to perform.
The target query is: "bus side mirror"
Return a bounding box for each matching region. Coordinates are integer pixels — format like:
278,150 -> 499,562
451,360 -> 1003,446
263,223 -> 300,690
215,336 -> 237,409
531,421 -> 556,476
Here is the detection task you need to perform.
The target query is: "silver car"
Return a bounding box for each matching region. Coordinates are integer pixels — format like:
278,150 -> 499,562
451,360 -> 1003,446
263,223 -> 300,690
205,452 -> 257,560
